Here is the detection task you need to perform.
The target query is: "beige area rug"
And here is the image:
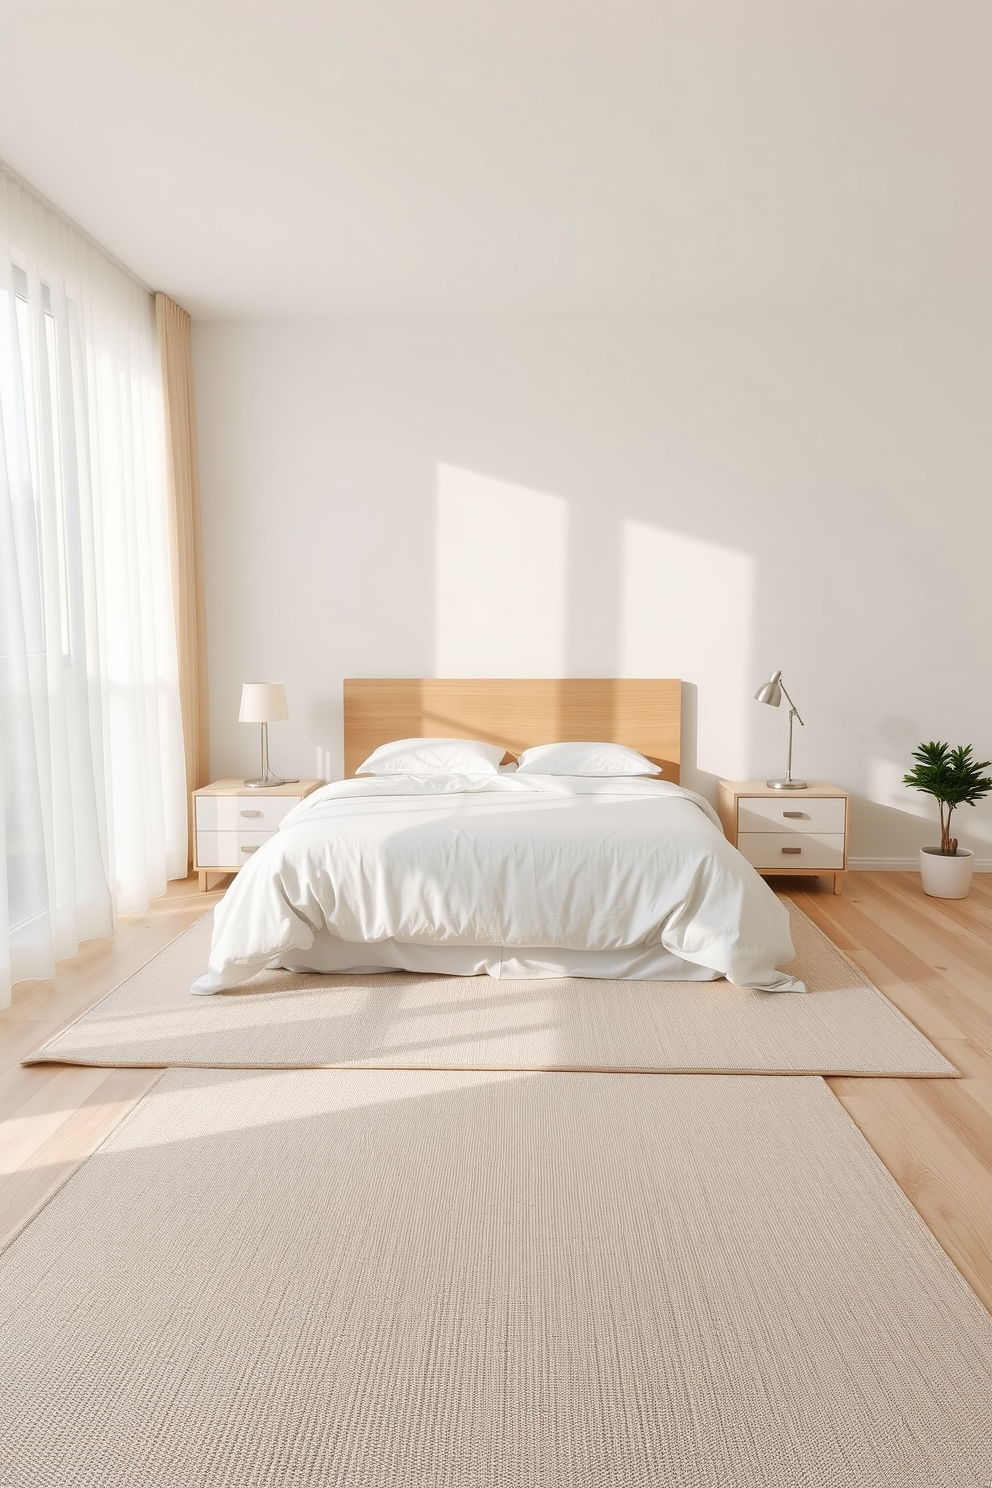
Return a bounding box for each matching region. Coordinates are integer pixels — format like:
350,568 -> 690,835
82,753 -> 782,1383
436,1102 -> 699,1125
26,903 -> 955,1076
1,1069 -> 989,1486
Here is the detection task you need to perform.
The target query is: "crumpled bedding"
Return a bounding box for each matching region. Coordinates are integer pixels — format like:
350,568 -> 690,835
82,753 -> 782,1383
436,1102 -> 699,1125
191,774 -> 803,995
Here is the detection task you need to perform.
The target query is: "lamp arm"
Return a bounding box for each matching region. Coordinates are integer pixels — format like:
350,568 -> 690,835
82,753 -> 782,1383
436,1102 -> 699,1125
779,680 -> 804,727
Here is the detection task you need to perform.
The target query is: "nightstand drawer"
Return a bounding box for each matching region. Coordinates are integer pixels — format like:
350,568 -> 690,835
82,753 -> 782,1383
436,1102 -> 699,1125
737,831 -> 846,871
195,795 -> 299,832
196,829 -> 274,869
738,797 -> 846,835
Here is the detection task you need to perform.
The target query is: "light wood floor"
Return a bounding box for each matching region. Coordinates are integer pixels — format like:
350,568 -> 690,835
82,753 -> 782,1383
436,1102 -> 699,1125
2,871 -> 991,1314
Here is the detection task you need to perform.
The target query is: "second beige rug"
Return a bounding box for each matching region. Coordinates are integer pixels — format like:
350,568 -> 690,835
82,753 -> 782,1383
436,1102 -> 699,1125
26,901 -> 954,1075
0,1070 -> 989,1485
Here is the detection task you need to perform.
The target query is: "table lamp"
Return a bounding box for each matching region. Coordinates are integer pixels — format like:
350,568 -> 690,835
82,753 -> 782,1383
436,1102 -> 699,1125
753,669 -> 807,790
239,682 -> 298,788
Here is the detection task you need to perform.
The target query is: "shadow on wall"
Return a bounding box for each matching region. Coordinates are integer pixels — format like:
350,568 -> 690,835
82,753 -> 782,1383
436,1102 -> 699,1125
679,683 -> 712,801
307,695 -> 343,786
853,738 -> 992,861
431,464 -> 754,800
619,518 -> 754,793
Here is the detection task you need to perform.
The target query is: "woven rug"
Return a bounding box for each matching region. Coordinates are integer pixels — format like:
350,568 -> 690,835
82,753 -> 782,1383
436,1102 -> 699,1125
1,1069 -> 989,1487
25,902 -> 954,1076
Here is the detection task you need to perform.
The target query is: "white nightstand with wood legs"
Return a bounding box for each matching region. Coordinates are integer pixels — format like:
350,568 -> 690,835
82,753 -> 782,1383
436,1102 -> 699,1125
193,778 -> 322,890
717,780 -> 849,895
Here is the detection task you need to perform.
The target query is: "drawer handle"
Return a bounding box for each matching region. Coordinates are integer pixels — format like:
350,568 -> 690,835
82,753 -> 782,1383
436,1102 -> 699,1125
240,809 -> 262,818
781,847 -> 802,855
782,811 -> 806,819
241,845 -> 259,855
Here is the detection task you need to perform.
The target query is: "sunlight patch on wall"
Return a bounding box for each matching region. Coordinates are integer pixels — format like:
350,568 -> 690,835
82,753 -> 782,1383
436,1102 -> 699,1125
869,754 -> 992,846
435,465 -> 568,675
867,756 -> 929,820
621,522 -> 754,780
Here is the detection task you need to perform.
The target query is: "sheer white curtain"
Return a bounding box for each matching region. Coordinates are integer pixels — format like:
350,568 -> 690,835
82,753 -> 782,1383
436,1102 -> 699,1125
0,167 -> 187,1008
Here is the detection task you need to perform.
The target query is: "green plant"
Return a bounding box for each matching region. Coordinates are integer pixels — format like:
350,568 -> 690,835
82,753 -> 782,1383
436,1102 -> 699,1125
903,741 -> 992,855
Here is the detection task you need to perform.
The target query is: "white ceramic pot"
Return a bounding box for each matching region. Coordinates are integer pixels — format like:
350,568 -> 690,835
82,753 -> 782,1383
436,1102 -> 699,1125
919,846 -> 975,899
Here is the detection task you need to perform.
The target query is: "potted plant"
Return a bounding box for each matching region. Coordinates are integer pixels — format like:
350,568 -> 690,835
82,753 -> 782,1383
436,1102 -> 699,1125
903,741 -> 992,898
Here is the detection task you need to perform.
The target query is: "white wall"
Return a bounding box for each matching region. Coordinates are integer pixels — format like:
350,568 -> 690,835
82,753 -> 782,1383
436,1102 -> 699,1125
193,314 -> 992,865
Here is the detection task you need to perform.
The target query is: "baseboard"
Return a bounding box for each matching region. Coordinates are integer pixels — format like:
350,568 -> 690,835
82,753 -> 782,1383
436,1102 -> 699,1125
848,857 -> 992,873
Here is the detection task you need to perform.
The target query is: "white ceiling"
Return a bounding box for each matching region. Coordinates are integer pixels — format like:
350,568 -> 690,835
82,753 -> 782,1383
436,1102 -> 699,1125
1,1 -> 989,318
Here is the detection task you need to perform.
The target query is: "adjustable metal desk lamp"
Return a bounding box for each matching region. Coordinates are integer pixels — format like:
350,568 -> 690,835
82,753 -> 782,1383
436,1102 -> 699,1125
753,670 -> 807,790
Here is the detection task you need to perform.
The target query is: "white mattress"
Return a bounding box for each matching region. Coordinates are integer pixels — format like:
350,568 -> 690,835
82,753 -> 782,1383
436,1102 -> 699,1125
192,774 -> 802,995
280,933 -> 720,981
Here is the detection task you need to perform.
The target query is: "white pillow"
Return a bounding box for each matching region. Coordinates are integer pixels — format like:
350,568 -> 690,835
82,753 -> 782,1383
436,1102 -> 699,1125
514,741 -> 662,777
356,736 -> 506,776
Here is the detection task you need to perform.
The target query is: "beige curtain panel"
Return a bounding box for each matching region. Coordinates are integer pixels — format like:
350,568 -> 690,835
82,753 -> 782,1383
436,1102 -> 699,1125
156,293 -> 209,860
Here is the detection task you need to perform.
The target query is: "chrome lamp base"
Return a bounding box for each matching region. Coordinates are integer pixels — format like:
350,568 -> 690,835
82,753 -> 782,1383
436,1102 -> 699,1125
244,774 -> 296,790
766,778 -> 808,791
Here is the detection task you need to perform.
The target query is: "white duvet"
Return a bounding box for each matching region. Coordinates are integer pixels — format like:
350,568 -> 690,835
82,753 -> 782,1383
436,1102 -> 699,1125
191,774 -> 803,995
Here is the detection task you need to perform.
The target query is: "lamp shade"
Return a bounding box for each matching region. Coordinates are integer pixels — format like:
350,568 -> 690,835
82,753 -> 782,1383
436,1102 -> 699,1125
753,670 -> 783,707
239,682 -> 289,724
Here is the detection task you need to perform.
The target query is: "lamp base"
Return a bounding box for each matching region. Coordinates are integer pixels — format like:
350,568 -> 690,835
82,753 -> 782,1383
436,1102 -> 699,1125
766,778 -> 808,791
244,775 -> 298,789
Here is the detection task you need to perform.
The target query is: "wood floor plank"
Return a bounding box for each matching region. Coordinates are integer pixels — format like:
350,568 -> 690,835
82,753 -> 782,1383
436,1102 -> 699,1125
937,1039 -> 992,1121
791,892 -> 972,1042
854,876 -> 992,978
830,1077 -> 992,1316
0,1061 -> 63,1121
904,1070 -> 992,1173
0,1066 -> 113,1174
963,873 -> 992,907
796,888 -> 992,1049
865,865 -> 992,936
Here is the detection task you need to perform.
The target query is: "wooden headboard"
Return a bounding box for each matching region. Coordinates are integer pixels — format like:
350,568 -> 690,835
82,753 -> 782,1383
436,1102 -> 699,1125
343,679 -> 681,782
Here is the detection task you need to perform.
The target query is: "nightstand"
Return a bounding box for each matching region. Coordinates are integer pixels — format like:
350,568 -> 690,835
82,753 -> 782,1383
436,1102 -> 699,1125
193,778 -> 323,890
717,780 -> 849,895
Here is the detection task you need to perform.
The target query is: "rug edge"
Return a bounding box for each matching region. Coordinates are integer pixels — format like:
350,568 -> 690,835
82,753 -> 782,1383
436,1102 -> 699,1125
783,897 -> 959,1073
22,910 -> 214,1066
20,1055 -> 961,1077
21,902 -> 958,1080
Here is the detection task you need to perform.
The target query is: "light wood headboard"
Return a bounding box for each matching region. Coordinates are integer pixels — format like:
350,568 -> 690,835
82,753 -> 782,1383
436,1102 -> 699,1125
343,679 -> 681,782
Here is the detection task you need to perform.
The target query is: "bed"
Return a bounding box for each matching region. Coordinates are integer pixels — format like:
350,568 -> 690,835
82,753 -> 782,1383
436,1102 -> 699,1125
191,679 -> 802,995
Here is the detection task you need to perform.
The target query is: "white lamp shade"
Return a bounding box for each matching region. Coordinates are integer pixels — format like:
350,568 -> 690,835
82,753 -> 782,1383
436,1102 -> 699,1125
239,682 -> 289,724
